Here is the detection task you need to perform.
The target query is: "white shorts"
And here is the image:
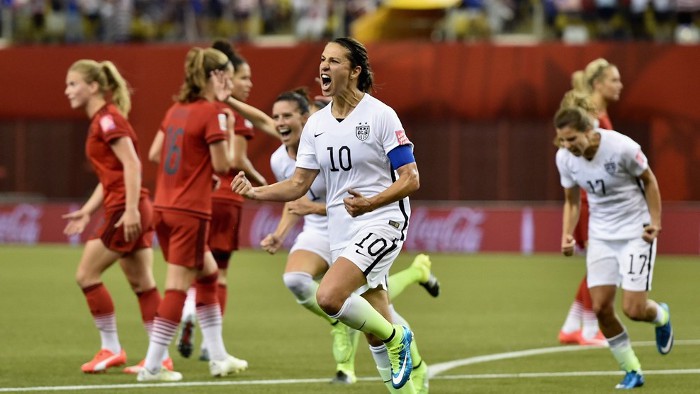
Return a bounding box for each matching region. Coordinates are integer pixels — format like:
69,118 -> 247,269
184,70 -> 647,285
587,237 -> 657,291
331,222 -> 404,292
290,230 -> 332,265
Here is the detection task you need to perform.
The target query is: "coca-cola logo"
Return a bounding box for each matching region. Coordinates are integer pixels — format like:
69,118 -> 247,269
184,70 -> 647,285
0,204 -> 42,244
405,207 -> 484,253
249,206 -> 303,249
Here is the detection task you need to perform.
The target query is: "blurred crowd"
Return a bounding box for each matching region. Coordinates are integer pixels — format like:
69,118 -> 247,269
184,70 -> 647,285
0,0 -> 379,43
442,0 -> 700,43
0,0 -> 698,45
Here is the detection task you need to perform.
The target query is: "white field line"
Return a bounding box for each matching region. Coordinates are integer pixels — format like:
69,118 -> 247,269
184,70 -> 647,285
428,339 -> 700,377
1,340 -> 698,392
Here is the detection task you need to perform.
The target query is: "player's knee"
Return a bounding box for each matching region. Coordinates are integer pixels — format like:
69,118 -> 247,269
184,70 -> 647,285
592,301 -> 614,320
75,268 -> 97,288
315,286 -> 342,315
282,272 -> 315,301
622,303 -> 646,321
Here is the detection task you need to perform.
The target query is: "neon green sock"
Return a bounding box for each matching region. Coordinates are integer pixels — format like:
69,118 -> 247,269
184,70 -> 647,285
609,330 -> 642,372
611,346 -> 642,372
334,293 -> 393,340
298,281 -> 336,324
337,328 -> 361,374
388,267 -> 422,299
409,338 -> 422,367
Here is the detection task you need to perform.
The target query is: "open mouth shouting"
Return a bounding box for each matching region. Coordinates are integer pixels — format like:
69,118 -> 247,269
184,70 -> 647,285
320,74 -> 331,92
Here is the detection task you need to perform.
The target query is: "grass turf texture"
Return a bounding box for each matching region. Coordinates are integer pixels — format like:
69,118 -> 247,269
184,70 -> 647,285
1,245 -> 698,393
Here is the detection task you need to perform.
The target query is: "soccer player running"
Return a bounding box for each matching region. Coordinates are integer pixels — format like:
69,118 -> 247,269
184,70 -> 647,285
232,37 -> 419,392
136,47 -> 239,382
63,59 -> 169,374
254,88 -> 436,391
554,106 -> 673,389
559,58 -> 623,346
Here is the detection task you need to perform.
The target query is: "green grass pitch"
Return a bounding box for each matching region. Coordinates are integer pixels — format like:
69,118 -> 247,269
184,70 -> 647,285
1,245 -> 698,393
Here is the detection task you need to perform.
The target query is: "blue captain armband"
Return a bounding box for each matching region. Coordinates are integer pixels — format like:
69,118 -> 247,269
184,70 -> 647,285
387,144 -> 415,169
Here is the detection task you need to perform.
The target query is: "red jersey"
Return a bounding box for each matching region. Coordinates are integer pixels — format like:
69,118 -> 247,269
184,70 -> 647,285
598,112 -> 613,130
211,106 -> 254,205
86,103 -> 149,209
153,99 -> 228,218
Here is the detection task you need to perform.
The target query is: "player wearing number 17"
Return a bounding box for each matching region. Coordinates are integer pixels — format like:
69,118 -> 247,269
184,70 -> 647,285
554,107 -> 673,390
232,37 -> 419,393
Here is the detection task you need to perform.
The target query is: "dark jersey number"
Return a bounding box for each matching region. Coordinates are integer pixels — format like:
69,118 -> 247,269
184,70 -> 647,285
628,253 -> 650,275
586,179 -> 606,195
354,232 -> 390,257
164,126 -> 184,175
327,146 -> 352,172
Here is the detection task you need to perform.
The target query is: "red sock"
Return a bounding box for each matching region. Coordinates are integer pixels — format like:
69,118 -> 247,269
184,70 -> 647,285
580,276 -> 594,311
136,287 -> 161,325
82,283 -> 114,317
156,290 -> 187,324
195,272 -> 219,308
217,284 -> 228,316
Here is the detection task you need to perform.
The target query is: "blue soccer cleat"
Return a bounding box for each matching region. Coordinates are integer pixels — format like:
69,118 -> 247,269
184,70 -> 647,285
386,325 -> 413,389
655,303 -> 674,355
615,370 -> 644,389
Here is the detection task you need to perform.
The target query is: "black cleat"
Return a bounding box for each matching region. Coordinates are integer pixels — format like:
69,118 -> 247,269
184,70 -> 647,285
420,274 -> 441,297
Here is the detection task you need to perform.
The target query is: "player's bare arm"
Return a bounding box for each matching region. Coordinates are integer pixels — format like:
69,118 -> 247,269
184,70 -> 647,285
232,167 -> 318,201
561,186 -> 580,256
639,168 -> 662,243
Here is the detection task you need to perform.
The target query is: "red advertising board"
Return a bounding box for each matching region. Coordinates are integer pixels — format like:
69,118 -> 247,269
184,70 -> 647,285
1,202 -> 698,255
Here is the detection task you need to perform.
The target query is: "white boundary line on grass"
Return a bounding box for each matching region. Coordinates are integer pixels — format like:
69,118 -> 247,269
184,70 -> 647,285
428,339 -> 700,377
1,340 -> 698,392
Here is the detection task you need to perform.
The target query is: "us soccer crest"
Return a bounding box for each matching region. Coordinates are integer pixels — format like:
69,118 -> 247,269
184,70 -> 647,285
355,123 -> 370,141
604,161 -> 617,175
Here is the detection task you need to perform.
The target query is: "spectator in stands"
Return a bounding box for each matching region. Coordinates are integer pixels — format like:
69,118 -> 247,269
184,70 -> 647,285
293,0 -> 330,41
628,0 -> 673,41
675,0 -> 700,43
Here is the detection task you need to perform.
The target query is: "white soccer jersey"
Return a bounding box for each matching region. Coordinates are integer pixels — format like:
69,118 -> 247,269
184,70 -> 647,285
270,144 -> 327,233
556,130 -> 651,241
296,94 -> 412,250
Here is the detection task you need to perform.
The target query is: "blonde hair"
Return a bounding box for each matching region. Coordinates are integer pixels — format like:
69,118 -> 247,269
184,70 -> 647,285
559,89 -> 596,114
69,59 -> 132,117
176,47 -> 231,103
571,58 -> 616,94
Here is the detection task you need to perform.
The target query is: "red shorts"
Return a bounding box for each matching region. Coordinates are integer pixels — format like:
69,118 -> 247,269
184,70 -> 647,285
92,198 -> 154,254
154,209 -> 210,269
574,190 -> 589,249
208,200 -> 242,254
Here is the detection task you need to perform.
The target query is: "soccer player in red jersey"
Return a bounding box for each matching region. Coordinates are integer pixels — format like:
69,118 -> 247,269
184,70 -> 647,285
136,47 -> 242,382
63,60 -> 168,374
558,58 -> 623,346
151,41 -> 267,364
183,41 -> 268,362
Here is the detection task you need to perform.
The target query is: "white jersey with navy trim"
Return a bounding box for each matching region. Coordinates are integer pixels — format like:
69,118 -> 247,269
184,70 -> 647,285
296,93 -> 413,250
556,129 -> 651,241
270,144 -> 327,233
